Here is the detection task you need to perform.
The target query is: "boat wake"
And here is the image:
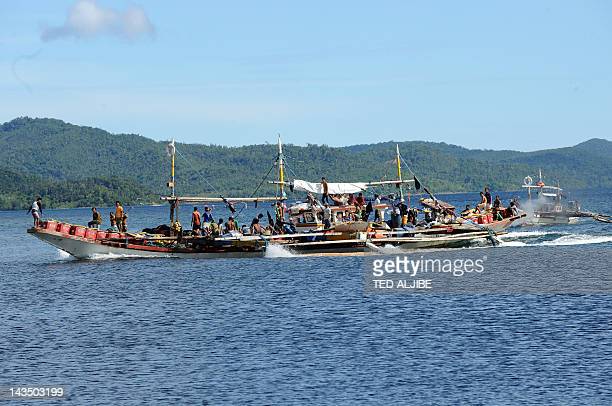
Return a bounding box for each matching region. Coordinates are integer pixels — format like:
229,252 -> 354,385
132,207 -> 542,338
498,240 -> 528,247
87,252 -> 161,261
501,230 -> 549,239
265,244 -> 296,258
499,231 -> 612,247
540,234 -> 612,246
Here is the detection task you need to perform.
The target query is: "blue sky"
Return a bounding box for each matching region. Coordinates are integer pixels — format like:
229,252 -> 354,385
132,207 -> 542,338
1,0 -> 611,150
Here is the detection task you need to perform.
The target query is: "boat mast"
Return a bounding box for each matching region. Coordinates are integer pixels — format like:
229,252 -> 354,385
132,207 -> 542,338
167,139 -> 177,224
539,168 -> 542,184
278,134 -> 285,199
396,144 -> 404,200
538,168 -> 543,199
171,139 -> 176,198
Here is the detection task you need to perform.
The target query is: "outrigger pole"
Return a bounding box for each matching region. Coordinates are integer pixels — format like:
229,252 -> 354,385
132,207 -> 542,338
160,196 -> 281,203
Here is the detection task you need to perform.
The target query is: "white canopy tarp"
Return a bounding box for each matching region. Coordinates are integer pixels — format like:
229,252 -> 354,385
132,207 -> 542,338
293,179 -> 368,195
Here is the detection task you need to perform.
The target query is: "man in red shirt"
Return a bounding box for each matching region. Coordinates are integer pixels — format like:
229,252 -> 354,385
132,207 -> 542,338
191,206 -> 202,236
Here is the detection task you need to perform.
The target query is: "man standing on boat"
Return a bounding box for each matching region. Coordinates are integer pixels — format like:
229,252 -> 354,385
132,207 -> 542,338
191,207 -> 202,236
477,192 -> 487,211
114,201 -> 125,232
509,199 -> 519,216
321,177 -> 330,204
27,197 -> 43,227
484,187 -> 492,210
274,201 -> 285,224
398,199 -> 409,226
374,194 -> 382,222
323,204 -> 332,229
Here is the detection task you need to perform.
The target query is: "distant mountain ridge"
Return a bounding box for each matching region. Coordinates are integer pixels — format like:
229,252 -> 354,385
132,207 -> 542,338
1,117 -> 610,209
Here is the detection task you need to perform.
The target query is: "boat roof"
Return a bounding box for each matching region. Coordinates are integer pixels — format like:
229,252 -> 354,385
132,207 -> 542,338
521,185 -> 563,191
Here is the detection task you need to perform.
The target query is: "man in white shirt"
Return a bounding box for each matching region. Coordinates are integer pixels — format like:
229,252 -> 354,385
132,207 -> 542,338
27,197 -> 43,227
323,204 -> 332,229
374,194 -> 382,222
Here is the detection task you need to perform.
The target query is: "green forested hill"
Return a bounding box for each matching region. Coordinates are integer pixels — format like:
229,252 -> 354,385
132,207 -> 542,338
1,117 -> 610,209
0,169 -> 157,210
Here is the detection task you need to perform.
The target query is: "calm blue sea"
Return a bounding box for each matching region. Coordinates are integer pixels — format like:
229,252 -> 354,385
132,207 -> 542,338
1,189 -> 611,405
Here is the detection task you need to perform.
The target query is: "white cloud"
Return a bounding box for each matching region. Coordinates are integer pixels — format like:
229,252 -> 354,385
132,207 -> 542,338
41,0 -> 155,41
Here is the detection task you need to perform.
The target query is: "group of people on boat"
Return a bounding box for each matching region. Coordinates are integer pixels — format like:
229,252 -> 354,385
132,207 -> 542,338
462,187 -> 521,222
310,179 -> 420,228
190,206 -> 240,237
187,202 -> 294,238
87,201 -> 129,232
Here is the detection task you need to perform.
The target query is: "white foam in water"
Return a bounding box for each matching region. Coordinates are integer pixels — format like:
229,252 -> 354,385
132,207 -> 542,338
56,249 -> 73,260
88,253 -> 156,260
498,240 -> 528,247
499,232 -> 612,247
540,234 -> 612,246
265,244 -> 296,258
500,230 -> 550,239
378,244 -> 405,254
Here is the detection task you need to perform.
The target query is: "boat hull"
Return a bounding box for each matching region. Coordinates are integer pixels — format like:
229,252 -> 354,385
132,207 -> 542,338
455,214 -> 525,233
521,214 -> 579,226
277,230 -> 495,253
372,231 -> 493,250
279,239 -> 369,254
28,228 -> 265,259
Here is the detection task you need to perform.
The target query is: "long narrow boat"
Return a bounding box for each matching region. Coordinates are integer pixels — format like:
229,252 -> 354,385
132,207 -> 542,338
268,229 -> 496,253
28,220 -> 266,259
27,139 -> 275,259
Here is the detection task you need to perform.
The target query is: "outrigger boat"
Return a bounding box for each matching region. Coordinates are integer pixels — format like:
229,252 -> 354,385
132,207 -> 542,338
28,138 -> 511,258
271,144 -> 513,249
27,140 -> 272,259
28,221 -> 267,259
420,196 -> 525,234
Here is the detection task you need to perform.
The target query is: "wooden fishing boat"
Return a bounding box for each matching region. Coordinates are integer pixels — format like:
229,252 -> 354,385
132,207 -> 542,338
27,139 -> 274,260
419,196 -> 525,234
368,230 -> 496,250
28,220 -> 266,259
270,229 -> 497,253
